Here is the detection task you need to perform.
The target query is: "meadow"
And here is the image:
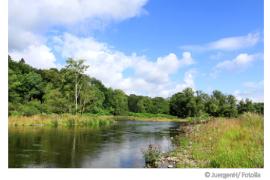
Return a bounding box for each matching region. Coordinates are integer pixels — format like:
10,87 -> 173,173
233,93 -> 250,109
167,113 -> 264,168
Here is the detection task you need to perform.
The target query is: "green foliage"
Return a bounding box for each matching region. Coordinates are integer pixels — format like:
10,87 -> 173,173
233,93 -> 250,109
177,113 -> 263,168
151,97 -> 169,114
105,89 -> 128,115
209,115 -> 263,167
19,100 -> 43,116
170,88 -> 197,118
237,99 -> 264,115
143,144 -> 161,168
127,112 -> 176,119
79,80 -> 105,114
43,85 -> 69,114
8,55 -> 263,117
9,114 -> 115,128
128,95 -> 169,114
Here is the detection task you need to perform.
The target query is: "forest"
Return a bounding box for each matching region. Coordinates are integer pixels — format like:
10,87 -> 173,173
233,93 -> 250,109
8,55 -> 264,118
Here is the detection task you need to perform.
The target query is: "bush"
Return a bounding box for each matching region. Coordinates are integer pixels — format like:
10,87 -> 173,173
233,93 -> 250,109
143,144 -> 161,168
19,100 -> 43,116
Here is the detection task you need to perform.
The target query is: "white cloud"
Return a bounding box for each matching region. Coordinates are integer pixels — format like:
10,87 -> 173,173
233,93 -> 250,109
8,29 -> 44,51
9,0 -> 148,26
162,69 -> 196,97
133,52 -> 194,84
214,53 -> 262,71
9,0 -> 148,50
181,33 -> 260,52
8,0 -> 197,97
233,80 -> 264,102
9,44 -> 57,69
52,33 -> 195,97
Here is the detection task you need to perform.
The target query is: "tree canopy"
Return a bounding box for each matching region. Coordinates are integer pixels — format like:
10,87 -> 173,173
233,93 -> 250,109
8,56 -> 263,117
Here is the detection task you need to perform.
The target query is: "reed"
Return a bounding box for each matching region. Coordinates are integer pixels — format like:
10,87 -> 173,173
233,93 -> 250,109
9,114 -> 115,128
172,113 -> 264,168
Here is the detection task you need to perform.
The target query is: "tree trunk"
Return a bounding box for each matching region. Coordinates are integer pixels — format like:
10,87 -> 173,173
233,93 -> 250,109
75,81 -> 78,114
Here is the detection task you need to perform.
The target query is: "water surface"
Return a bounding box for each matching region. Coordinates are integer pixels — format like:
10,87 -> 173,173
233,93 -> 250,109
9,120 -> 181,168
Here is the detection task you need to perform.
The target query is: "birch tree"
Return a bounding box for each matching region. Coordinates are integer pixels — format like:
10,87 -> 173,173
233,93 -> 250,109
65,58 -> 89,114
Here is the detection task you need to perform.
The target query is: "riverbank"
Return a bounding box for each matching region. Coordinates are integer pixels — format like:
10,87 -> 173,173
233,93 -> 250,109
158,113 -> 264,168
8,114 -> 115,128
115,112 -> 186,122
8,113 -> 186,128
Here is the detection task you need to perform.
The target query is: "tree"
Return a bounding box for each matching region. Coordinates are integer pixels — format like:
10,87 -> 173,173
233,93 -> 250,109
253,102 -> 264,114
237,98 -> 255,114
194,91 -> 209,116
65,58 -> 89,114
8,55 -> 263,117
19,100 -> 43,116
43,84 -> 69,114
223,95 -> 238,117
128,94 -> 140,112
78,77 -> 105,114
205,90 -> 227,117
106,89 -> 128,115
19,58 -> 25,64
170,88 -> 197,118
151,97 -> 169,114
40,68 -> 62,89
137,96 -> 154,113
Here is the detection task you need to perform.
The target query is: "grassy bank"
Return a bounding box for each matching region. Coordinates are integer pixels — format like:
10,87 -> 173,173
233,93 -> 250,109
9,114 -> 115,128
115,112 -> 186,122
8,113 -> 185,128
162,113 -> 264,168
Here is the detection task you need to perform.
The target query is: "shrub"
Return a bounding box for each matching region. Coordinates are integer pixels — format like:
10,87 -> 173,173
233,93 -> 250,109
143,144 -> 161,168
19,100 -> 42,116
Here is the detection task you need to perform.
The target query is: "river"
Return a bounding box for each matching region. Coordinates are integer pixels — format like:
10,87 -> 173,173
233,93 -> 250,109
9,120 -> 181,168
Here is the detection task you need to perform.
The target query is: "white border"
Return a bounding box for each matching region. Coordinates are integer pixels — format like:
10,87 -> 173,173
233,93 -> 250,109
0,0 -> 269,179
264,0 -> 269,173
0,0 -> 8,173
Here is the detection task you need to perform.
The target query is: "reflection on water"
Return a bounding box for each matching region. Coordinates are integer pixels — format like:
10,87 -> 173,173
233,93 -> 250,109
9,120 -> 181,168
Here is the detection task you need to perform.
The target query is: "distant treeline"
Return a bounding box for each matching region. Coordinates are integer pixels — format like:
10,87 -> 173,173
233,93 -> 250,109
8,56 -> 264,117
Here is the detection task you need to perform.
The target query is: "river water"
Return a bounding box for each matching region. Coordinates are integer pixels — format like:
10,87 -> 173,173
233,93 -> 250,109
9,120 -> 181,168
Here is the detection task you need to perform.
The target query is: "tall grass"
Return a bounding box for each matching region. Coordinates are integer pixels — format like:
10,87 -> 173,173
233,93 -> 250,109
175,113 -> 264,168
127,112 -> 177,119
9,114 -> 115,128
116,112 -> 184,122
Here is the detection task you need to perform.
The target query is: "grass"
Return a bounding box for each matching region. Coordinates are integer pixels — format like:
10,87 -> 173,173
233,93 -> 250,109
116,112 -> 186,122
171,113 -> 264,168
9,114 -> 115,128
9,113 -> 186,128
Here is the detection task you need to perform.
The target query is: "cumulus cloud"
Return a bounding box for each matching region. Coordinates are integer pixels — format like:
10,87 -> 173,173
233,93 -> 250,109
9,0 -> 148,27
214,53 -> 262,71
133,52 -> 194,84
9,44 -> 57,69
51,33 -> 195,97
8,0 -> 197,97
180,33 -> 260,52
9,0 -> 148,50
233,80 -> 264,102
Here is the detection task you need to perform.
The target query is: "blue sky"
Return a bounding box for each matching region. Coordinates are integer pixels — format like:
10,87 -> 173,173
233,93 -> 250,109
8,0 -> 264,101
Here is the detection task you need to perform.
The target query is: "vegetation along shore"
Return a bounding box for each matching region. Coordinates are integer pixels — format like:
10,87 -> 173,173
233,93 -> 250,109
144,113 -> 263,168
9,56 -> 263,120
9,57 -> 264,168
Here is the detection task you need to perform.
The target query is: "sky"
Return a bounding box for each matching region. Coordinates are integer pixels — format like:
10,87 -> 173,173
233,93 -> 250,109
8,0 -> 264,101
